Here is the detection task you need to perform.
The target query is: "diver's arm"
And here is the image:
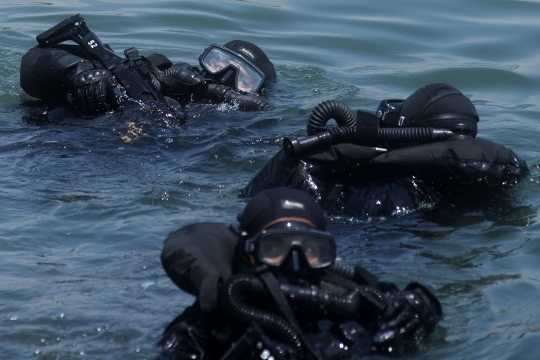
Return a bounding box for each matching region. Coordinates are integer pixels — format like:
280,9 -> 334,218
239,143 -> 381,199
161,223 -> 238,312
20,45 -> 87,101
326,263 -> 442,355
372,282 -> 442,354
239,149 -> 300,198
156,305 -> 213,360
20,45 -> 123,116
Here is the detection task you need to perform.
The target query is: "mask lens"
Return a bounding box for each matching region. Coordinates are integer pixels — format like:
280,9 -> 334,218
302,237 -> 333,267
259,235 -> 290,266
257,230 -> 335,268
200,45 -> 265,93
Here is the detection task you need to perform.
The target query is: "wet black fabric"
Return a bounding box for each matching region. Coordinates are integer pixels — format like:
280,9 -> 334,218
223,40 -> 276,79
359,139 -> 527,183
239,145 -> 382,199
238,187 -> 327,237
306,143 -> 384,169
157,303 -> 244,360
239,149 -> 300,199
399,83 -> 479,137
161,223 -> 238,312
159,221 -> 442,359
20,39 -> 271,121
144,53 -> 173,70
20,45 -> 182,102
20,45 -> 91,100
240,138 -> 529,219
340,178 -> 424,219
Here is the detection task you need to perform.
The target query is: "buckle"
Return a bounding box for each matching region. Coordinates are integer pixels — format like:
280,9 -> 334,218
124,47 -> 141,61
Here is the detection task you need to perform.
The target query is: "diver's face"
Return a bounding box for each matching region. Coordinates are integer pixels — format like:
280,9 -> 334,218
260,234 -> 322,267
208,67 -> 264,95
249,223 -> 335,279
199,45 -> 266,94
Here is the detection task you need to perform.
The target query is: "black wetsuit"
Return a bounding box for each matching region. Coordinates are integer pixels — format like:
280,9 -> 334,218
158,223 -> 442,360
20,44 -> 268,121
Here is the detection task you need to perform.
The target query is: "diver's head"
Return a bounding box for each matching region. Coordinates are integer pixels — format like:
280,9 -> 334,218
377,83 -> 479,139
237,188 -> 334,281
198,40 -> 275,94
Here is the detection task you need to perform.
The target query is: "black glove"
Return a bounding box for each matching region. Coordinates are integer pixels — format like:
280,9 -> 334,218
68,67 -> 124,115
373,282 -> 442,352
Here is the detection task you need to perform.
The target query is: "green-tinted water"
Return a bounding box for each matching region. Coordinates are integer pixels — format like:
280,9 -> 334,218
1,0 -> 540,358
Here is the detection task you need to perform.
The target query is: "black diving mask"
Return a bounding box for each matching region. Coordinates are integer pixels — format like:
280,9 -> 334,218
246,229 -> 336,271
376,99 -> 405,127
199,44 -> 266,94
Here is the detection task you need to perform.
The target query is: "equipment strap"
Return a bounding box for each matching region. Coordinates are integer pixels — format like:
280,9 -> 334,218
414,90 -> 462,120
258,271 -> 323,360
416,112 -> 479,124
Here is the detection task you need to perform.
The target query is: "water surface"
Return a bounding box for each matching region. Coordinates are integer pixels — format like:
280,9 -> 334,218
1,0 -> 540,359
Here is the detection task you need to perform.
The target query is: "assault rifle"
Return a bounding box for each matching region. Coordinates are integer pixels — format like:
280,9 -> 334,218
36,14 -> 182,119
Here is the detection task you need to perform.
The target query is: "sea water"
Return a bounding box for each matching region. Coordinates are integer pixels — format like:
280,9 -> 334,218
1,0 -> 540,358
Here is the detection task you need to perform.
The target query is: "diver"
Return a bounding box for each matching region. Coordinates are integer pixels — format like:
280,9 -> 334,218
239,83 -> 529,220
158,188 -> 442,359
19,14 -> 275,122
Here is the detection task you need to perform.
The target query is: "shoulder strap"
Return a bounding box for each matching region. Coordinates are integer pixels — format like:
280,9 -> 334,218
258,271 -> 322,360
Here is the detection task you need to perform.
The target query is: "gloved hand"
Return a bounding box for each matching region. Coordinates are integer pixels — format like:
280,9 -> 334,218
68,67 -> 124,115
373,282 -> 442,352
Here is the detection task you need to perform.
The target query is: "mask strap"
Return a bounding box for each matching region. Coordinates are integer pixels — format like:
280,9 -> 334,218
261,217 -> 316,231
258,270 -> 323,360
416,113 -> 479,124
